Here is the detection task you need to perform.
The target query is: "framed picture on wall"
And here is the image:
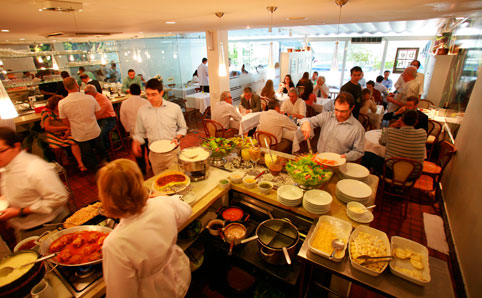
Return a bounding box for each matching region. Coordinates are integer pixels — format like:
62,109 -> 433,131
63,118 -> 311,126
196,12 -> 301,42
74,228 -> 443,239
393,48 -> 419,73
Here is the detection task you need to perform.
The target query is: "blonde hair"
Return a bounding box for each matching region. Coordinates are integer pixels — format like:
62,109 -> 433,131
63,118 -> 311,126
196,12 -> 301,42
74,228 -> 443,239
261,79 -> 275,99
97,159 -> 148,218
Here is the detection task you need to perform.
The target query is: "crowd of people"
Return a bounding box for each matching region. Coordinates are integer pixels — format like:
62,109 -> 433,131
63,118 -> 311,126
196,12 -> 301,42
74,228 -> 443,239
0,57 -> 429,298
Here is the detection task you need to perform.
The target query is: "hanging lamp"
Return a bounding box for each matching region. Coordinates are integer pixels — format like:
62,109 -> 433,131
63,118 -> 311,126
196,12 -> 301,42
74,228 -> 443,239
215,12 -> 227,77
331,0 -> 348,71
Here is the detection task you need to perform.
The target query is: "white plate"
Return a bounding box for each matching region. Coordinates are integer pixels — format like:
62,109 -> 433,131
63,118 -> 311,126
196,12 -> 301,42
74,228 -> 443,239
336,179 -> 372,199
149,139 -> 177,153
346,210 -> 374,223
277,185 -> 303,201
304,190 -> 333,206
315,152 -> 346,167
0,200 -> 8,212
339,163 -> 369,179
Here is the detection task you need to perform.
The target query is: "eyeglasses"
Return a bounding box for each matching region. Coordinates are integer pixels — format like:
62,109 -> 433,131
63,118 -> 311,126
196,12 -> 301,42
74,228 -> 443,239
0,147 -> 11,154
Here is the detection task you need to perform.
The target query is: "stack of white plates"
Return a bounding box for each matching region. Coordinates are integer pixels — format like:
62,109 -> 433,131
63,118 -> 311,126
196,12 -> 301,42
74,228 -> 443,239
277,185 -> 303,206
303,190 -> 332,214
336,179 -> 372,205
338,163 -> 369,181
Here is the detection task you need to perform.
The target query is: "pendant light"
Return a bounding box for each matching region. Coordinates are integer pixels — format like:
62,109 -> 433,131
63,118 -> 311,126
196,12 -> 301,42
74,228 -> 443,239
267,6 -> 278,80
331,0 -> 348,71
0,80 -> 18,119
215,12 -> 227,77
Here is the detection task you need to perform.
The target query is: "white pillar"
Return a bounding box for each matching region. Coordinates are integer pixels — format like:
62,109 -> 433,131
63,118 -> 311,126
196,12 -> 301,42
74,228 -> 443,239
205,30 -> 230,108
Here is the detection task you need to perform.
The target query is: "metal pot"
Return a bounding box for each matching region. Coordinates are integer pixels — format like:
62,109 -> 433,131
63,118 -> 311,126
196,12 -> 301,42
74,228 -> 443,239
0,250 -> 46,298
38,225 -> 112,267
255,218 -> 299,266
178,146 -> 211,181
220,223 -> 247,255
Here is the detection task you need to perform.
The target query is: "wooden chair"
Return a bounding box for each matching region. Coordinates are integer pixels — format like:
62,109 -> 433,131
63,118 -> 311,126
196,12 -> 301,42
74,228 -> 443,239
253,131 -> 278,149
380,157 -> 423,217
358,113 -> 372,131
202,119 -> 237,138
202,106 -> 211,120
415,141 -> 456,201
418,99 -> 434,109
426,120 -> 442,160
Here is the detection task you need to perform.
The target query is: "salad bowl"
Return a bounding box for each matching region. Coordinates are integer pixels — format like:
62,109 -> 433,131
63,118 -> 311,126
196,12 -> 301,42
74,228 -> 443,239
286,155 -> 333,190
202,137 -> 236,166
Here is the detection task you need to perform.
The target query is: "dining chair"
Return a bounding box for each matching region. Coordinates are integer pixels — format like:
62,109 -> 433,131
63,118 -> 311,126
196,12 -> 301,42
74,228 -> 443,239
253,131 -> 278,149
415,141 -> 456,202
358,113 -> 372,131
418,99 -> 434,109
426,120 -> 442,160
202,119 -> 237,138
380,157 -> 423,217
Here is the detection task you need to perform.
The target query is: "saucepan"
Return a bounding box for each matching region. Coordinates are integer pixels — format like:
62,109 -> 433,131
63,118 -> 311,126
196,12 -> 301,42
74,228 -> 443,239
217,206 -> 250,223
219,223 -> 247,255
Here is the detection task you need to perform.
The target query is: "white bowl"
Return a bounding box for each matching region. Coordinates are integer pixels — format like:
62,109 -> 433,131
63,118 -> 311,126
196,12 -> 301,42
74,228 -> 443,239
277,185 -> 303,201
346,201 -> 368,218
242,175 -> 257,188
219,178 -> 230,190
257,181 -> 273,194
304,190 -> 333,206
229,171 -> 245,184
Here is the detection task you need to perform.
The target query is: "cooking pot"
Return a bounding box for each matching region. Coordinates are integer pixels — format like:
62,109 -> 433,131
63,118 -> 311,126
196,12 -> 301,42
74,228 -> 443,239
0,250 -> 46,298
178,147 -> 211,178
217,206 -> 250,222
220,223 -> 247,255
38,225 -> 112,267
255,218 -> 299,266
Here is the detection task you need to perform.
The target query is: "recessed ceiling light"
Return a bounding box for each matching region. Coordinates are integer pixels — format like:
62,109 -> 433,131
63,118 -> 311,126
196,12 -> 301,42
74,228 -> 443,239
286,17 -> 307,21
246,25 -> 251,29
1,29 -> 9,32
166,21 -> 176,24
19,38 -> 25,40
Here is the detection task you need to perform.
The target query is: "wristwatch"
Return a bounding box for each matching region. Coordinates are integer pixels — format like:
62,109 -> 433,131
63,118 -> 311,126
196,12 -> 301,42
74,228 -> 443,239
19,208 -> 27,218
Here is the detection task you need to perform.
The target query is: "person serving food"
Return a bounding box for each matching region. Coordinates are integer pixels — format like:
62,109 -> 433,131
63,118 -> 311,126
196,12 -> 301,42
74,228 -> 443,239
98,159 -> 192,298
299,92 -> 365,162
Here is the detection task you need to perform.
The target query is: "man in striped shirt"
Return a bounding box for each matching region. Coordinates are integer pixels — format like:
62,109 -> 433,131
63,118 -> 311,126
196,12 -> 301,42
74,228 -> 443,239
379,109 -> 426,178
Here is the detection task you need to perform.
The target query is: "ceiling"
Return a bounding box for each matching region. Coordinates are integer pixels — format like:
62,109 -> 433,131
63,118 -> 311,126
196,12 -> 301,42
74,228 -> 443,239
0,0 -> 481,42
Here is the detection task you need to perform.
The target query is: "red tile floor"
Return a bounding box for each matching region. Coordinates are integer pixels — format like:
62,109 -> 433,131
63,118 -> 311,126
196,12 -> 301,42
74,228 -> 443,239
1,119 -> 458,297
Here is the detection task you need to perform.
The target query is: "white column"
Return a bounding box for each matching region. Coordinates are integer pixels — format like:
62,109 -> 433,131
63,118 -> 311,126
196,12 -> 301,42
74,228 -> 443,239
205,30 -> 230,108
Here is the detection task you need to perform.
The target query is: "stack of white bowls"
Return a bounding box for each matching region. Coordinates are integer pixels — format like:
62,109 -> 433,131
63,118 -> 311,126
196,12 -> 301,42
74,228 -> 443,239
338,163 -> 369,181
336,179 -> 372,205
277,185 -> 303,206
303,190 -> 332,214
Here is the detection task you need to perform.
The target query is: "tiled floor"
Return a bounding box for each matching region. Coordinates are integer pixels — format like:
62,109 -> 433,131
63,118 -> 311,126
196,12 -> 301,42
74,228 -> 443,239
1,118 -> 456,297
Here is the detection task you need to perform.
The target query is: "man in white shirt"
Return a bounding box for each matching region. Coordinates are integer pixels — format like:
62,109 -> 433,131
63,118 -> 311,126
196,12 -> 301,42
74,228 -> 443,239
280,87 -> 306,119
258,100 -> 298,153
0,127 -> 68,241
394,60 -> 425,97
120,84 -> 149,174
387,66 -> 420,113
197,58 -> 209,93
212,91 -> 242,132
59,77 -> 107,172
132,79 -> 187,175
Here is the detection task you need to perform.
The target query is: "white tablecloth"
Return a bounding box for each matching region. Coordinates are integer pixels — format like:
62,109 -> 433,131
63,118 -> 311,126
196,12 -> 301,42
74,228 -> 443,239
171,86 -> 197,98
276,92 -> 289,102
185,93 -> 210,114
364,129 -> 385,157
238,112 -> 261,135
366,105 -> 385,129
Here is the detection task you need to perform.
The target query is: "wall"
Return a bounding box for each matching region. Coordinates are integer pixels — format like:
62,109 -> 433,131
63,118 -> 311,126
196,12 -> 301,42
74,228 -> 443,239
441,69 -> 482,298
0,44 -> 36,75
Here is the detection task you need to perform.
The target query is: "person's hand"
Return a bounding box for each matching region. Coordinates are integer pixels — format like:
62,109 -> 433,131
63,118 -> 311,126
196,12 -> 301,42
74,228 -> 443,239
395,106 -> 406,115
246,109 -> 251,114
171,138 -> 180,146
132,141 -> 142,157
0,207 -> 20,221
301,121 -> 311,140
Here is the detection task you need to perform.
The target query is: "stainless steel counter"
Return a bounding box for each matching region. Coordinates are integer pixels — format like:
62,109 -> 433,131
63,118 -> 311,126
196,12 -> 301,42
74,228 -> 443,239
297,218 -> 455,298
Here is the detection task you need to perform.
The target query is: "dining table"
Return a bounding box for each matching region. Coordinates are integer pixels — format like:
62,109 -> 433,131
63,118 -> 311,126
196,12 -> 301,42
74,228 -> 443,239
238,111 -> 261,135
171,86 -> 197,99
364,129 -> 386,157
185,92 -> 210,114
366,105 -> 385,130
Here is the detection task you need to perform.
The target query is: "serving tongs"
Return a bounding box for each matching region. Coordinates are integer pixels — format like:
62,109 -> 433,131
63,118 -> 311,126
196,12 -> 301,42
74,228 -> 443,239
306,139 -> 313,155
357,255 -> 394,266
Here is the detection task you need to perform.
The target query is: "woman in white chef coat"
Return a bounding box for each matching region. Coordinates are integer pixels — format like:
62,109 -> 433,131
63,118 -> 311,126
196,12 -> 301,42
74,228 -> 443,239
97,159 -> 192,298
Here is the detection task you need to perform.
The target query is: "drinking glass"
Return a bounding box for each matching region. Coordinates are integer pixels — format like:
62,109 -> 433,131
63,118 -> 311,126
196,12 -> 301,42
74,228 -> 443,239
249,146 -> 261,168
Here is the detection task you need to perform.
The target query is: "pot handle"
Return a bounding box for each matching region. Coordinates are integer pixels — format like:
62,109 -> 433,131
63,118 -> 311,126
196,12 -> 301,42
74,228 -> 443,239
243,213 -> 250,222
228,240 -> 234,255
260,246 -> 275,257
36,230 -> 54,244
240,235 -> 258,244
282,247 -> 292,265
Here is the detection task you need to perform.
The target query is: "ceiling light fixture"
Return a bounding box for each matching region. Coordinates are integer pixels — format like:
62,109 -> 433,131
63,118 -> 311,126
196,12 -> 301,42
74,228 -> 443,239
1,29 -> 9,33
267,6 -> 278,80
215,12 -> 227,77
39,1 -> 83,12
331,0 -> 348,71
165,21 -> 176,24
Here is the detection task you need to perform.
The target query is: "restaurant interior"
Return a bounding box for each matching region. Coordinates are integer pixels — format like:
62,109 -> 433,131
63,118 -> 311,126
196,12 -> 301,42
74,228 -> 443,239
0,1 -> 481,297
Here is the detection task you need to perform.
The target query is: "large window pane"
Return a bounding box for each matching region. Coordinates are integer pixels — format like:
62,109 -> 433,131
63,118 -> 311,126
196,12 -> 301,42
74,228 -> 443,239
310,41 -> 345,88
344,41 -> 386,86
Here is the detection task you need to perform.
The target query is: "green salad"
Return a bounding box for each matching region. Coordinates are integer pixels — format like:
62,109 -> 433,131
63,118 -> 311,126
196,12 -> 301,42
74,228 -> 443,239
202,137 -> 236,158
286,155 -> 333,188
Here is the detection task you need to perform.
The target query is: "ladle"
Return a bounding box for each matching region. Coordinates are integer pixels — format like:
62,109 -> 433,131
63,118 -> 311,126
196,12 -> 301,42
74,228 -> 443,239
329,239 -> 345,259
0,253 -> 57,277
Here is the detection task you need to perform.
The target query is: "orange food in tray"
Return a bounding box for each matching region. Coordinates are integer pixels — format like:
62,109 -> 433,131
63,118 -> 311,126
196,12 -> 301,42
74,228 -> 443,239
49,231 -> 108,265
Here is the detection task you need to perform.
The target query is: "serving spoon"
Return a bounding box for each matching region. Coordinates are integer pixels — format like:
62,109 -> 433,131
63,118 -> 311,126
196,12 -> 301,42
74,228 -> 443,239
329,239 -> 345,259
0,253 -> 57,277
